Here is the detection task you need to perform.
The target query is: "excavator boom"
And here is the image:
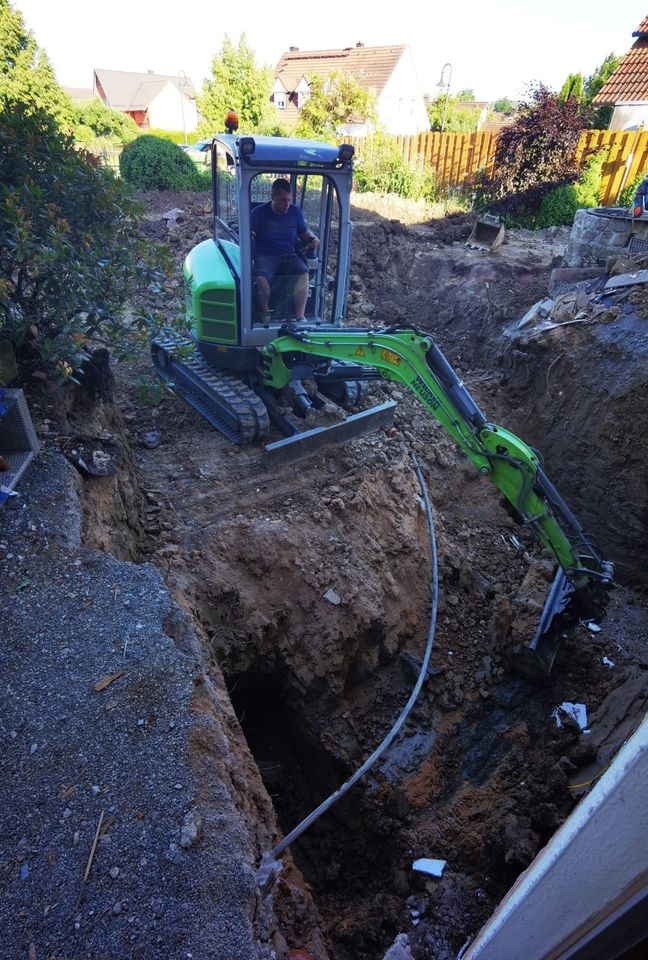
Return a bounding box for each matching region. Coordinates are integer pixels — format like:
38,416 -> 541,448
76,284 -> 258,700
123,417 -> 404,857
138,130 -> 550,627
262,324 -> 612,670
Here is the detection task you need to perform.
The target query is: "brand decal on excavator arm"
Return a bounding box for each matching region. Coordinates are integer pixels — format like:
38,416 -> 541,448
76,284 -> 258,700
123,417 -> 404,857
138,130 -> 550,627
380,348 -> 401,366
412,377 -> 440,410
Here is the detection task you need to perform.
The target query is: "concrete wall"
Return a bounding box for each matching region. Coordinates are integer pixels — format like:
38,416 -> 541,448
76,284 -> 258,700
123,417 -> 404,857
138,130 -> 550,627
463,716 -> 648,960
563,208 -> 648,267
609,103 -> 648,132
378,49 -> 429,135
147,82 -> 198,134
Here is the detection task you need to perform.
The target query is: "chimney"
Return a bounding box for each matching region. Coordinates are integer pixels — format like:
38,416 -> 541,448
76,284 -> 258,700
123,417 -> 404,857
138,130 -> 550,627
356,41 -> 364,47
289,46 -> 299,52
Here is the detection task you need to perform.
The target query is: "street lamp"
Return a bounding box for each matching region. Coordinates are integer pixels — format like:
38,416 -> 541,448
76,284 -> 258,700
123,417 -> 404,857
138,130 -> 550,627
178,70 -> 189,146
437,62 -> 452,132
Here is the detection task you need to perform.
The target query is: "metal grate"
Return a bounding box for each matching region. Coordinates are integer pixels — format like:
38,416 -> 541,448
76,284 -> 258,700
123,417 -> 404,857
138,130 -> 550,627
628,236 -> 648,255
0,388 -> 40,504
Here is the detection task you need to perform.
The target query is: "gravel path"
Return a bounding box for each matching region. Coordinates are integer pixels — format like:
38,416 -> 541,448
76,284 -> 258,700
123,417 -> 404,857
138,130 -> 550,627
1,452 -> 266,959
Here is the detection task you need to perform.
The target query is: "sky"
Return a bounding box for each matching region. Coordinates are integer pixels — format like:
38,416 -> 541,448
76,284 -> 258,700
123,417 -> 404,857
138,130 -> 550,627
14,0 -> 647,104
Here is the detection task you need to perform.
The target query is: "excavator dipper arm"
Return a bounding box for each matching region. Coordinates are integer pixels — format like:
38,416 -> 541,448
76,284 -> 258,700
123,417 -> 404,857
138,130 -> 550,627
262,325 -> 612,639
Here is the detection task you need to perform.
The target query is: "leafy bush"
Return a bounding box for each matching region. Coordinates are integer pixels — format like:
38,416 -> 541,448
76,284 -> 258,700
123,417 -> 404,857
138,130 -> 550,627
619,171 -> 646,208
71,99 -> 138,144
534,152 -> 605,228
119,135 -> 205,190
354,136 -> 437,202
475,85 -> 593,225
0,109 -> 169,384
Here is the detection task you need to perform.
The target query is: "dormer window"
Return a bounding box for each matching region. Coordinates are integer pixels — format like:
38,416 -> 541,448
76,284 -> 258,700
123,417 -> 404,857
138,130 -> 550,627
274,91 -> 286,110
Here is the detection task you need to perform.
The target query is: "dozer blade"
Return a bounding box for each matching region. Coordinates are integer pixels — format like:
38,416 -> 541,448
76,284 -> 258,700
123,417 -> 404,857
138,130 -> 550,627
466,214 -> 506,252
261,400 -> 396,469
514,568 -> 575,678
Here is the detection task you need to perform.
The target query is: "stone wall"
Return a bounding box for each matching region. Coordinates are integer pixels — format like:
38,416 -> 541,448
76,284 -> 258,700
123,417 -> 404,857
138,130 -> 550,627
563,209 -> 648,268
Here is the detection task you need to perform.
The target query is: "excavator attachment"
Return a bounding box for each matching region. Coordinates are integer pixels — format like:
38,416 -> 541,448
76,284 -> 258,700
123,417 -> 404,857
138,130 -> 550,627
261,400 -> 396,469
466,213 -> 506,252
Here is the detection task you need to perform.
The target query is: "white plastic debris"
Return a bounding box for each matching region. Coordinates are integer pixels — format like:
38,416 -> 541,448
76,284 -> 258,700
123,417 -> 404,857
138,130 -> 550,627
602,656 -> 615,668
553,702 -> 588,731
412,857 -> 447,878
587,621 -> 602,633
323,588 -> 341,605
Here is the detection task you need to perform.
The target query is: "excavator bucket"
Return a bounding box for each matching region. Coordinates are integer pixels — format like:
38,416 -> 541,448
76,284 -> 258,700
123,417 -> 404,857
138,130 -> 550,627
466,214 -> 505,252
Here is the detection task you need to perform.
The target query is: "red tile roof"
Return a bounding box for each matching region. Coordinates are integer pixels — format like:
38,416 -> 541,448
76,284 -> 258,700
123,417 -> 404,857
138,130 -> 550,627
594,20 -> 648,104
274,44 -> 406,96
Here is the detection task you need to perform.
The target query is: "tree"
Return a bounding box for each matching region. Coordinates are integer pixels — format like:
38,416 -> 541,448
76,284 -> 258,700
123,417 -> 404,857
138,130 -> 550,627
295,71 -> 377,139
71,99 -> 139,144
427,95 -> 481,132
197,34 -> 273,133
455,88 -> 475,101
475,84 -> 592,223
492,97 -> 516,115
584,53 -> 623,129
558,73 -> 584,103
0,0 -> 71,127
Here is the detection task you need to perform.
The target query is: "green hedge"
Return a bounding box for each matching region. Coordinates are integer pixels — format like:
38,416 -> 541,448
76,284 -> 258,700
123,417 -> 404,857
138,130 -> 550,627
119,135 -> 206,190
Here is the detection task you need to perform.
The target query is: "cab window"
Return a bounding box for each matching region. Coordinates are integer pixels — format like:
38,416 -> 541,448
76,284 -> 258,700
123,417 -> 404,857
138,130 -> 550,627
214,144 -> 238,238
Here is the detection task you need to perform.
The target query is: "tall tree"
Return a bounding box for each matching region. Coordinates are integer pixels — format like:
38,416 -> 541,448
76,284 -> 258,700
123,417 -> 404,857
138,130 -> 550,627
197,34 -> 273,133
295,72 -> 376,139
584,53 -> 623,129
558,73 -> 584,103
0,0 -> 71,125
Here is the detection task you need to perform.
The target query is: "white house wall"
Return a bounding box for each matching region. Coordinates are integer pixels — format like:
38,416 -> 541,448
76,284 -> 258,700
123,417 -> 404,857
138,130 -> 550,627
377,50 -> 429,134
147,82 -> 198,133
609,102 -> 648,131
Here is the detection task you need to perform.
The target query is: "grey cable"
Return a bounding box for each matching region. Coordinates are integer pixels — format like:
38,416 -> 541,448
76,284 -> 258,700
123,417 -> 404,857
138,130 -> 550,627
269,451 -> 439,859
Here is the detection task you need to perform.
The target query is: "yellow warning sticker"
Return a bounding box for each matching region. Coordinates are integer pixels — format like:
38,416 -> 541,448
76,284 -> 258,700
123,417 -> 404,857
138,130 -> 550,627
380,348 -> 401,366
354,346 -> 366,357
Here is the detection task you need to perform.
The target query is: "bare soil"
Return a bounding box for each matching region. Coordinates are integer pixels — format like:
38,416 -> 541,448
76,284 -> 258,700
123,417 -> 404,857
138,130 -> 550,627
22,190 -> 648,959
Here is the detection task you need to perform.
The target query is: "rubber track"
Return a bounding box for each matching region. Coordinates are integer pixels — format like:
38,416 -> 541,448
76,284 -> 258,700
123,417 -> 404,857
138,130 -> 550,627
152,335 -> 270,444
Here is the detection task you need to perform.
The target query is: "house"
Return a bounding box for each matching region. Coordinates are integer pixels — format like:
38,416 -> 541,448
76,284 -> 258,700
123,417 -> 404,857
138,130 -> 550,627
93,69 -> 198,134
272,43 -> 429,135
63,87 -> 96,103
593,17 -> 648,130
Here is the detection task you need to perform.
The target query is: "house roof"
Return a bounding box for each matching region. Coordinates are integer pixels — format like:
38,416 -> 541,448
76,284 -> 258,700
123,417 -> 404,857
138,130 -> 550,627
274,44 -> 406,96
593,19 -> 648,104
63,86 -> 96,102
93,69 -> 195,111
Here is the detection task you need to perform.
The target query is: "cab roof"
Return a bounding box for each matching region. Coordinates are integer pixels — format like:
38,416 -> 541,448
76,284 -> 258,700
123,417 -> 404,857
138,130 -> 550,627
213,134 -> 348,167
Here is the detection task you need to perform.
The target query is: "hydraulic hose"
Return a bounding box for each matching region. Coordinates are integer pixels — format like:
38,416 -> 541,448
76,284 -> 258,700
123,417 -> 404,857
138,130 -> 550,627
267,452 -> 439,861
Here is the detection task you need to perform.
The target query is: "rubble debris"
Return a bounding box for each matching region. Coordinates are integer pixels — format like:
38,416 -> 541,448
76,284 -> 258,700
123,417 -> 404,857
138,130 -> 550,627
604,268 -> 648,291
553,702 -> 588,731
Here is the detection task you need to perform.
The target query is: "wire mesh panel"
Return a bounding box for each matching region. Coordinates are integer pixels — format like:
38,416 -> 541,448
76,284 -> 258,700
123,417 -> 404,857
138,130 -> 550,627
0,389 -> 40,504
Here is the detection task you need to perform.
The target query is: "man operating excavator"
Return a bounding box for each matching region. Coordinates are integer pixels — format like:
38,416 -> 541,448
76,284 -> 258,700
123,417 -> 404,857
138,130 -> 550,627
251,178 -> 319,323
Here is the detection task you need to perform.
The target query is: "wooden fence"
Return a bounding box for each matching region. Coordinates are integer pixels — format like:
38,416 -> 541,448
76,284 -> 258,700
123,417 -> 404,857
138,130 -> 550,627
348,130 -> 648,206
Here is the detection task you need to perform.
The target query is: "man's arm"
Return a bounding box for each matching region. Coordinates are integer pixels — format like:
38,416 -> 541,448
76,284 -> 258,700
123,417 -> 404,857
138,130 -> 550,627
298,227 -> 319,249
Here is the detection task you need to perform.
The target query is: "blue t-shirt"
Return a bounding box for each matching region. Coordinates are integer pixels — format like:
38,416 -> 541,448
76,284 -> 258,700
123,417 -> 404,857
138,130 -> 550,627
251,201 -> 307,256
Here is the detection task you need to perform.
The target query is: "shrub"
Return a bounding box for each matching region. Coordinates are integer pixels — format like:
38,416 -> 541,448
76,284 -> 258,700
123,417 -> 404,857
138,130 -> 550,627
71,100 -> 138,144
354,136 -> 437,202
619,171 -> 646,208
0,109 -> 169,384
534,152 -> 604,228
119,135 -> 205,190
475,85 -> 591,223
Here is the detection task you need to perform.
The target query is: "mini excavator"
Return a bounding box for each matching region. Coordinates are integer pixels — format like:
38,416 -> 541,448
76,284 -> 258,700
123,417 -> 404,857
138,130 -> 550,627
151,119 -> 613,673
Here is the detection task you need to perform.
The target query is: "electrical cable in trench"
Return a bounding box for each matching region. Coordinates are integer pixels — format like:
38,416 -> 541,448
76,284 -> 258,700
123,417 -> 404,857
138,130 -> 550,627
257,452 -> 439,891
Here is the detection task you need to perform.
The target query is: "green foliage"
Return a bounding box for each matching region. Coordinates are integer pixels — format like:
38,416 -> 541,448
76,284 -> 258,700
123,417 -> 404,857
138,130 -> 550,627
619,170 -> 647,208
492,97 -> 515,115
354,135 -> 437,202
0,109 -> 170,383
145,128 -> 206,145
0,0 -> 72,127
533,153 -> 604,228
197,34 -> 273,133
295,72 -> 377,140
558,73 -> 584,103
71,99 -> 138,144
584,53 -> 623,129
455,89 -> 475,101
427,96 -> 482,132
119,135 -> 205,190
475,85 -> 591,222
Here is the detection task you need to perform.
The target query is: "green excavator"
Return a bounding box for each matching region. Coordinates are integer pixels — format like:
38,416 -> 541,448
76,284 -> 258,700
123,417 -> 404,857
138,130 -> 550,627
151,121 -> 613,673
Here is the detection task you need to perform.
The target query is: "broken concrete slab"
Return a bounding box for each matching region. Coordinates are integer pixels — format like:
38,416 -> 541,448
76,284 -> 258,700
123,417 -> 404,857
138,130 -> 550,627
549,267 -> 605,298
605,269 -> 648,291
516,298 -> 556,329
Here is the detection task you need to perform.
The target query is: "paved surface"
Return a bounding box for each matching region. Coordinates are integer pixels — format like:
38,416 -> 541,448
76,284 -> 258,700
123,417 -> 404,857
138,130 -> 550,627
0,452 -> 266,959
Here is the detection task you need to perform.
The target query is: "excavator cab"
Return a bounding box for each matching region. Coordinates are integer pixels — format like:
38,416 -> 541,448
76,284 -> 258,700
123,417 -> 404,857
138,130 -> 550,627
186,134 -> 355,365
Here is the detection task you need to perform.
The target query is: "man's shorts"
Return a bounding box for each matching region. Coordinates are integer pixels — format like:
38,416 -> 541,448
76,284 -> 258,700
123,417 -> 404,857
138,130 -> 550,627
253,253 -> 308,281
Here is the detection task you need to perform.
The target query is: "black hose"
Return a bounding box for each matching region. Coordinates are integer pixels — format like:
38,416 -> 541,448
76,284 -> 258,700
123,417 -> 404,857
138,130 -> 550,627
267,451 -> 439,860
